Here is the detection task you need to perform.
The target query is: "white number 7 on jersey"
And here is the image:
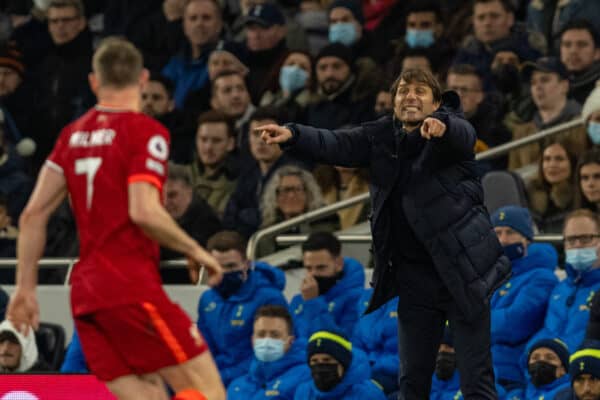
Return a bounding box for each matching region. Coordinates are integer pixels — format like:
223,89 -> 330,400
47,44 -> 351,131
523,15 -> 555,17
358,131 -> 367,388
75,157 -> 102,209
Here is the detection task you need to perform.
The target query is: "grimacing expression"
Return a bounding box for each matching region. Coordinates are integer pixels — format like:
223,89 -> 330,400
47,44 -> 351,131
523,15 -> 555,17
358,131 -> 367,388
393,79 -> 440,128
316,56 -> 350,95
47,6 -> 85,45
141,81 -> 173,117
196,121 -> 234,167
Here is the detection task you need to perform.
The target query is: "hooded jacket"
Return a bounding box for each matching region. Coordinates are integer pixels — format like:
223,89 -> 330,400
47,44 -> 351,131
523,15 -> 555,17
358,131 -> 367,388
526,266 -> 600,356
491,243 -> 559,384
227,339 -> 311,400
504,371 -> 570,400
293,348 -> 386,400
0,319 -> 39,372
197,261 -> 288,386
289,257 -> 365,339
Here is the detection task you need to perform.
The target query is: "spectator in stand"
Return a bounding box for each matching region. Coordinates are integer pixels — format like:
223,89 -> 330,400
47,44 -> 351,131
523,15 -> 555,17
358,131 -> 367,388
256,165 -> 340,257
446,64 -> 511,172
453,0 -> 546,82
60,329 -> 88,373
34,0 -> 94,170
505,338 -> 571,399
528,141 -> 577,233
188,110 -> 239,218
305,43 -> 375,129
0,194 -> 17,258
294,330 -> 386,400
140,74 -> 195,164
555,342 -> 600,400
9,1 -> 53,70
196,231 -> 288,386
353,288 -> 399,396
527,209 -> 600,353
162,0 -> 223,109
222,107 -> 301,238
559,20 -> 600,105
0,319 -> 49,372
243,3 -> 289,104
289,232 -> 364,339
373,83 -> 393,117
509,57 -> 588,171
161,163 -> 221,260
490,206 -> 559,389
575,149 -> 600,213
583,86 -> 600,147
227,305 -> 311,400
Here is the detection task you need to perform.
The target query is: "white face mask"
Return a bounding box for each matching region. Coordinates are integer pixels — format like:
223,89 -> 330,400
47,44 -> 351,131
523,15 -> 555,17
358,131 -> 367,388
34,0 -> 53,11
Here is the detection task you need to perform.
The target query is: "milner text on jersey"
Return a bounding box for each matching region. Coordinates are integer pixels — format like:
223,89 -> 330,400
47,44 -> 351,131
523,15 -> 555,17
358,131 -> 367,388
69,129 -> 116,147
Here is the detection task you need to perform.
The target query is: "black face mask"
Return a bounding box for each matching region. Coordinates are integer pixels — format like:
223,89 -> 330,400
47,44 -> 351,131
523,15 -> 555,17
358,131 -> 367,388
311,363 -> 342,391
435,351 -> 456,381
492,64 -> 521,94
214,270 -> 245,299
314,271 -> 343,296
528,361 -> 558,387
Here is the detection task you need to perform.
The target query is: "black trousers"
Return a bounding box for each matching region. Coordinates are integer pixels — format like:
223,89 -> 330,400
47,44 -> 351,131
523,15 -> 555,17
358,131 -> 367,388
395,260 -> 497,400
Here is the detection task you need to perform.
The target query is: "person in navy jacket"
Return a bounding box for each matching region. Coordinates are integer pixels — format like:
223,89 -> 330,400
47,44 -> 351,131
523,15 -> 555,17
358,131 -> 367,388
196,231 -> 288,386
490,205 -> 559,389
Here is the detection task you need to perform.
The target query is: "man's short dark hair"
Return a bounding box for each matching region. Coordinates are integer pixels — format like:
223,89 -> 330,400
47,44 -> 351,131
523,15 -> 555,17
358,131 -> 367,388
197,110 -> 236,138
472,0 -> 514,13
390,67 -> 443,104
149,73 -> 175,99
207,230 -> 247,257
249,106 -> 289,126
167,162 -> 193,187
448,63 -> 484,80
49,0 -> 85,16
560,19 -> 600,48
211,69 -> 246,86
406,0 -> 443,24
302,232 -> 341,257
254,305 -> 293,335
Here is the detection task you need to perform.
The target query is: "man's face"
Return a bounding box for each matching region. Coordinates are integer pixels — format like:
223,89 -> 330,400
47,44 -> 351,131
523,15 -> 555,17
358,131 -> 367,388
406,11 -> 442,37
0,67 -> 21,97
47,6 -> 85,45
249,119 -> 282,163
564,216 -> 600,252
580,163 -> 600,204
183,0 -> 222,48
0,339 -> 21,370
574,374 -> 600,400
164,179 -> 193,219
401,56 -> 432,73
560,29 -> 600,73
276,174 -> 307,219
252,316 -> 293,352
473,1 -> 514,44
329,7 -> 362,39
374,90 -> 392,114
446,73 -> 484,115
246,23 -> 285,52
210,248 -> 248,276
141,81 -> 173,117
316,56 -> 351,95
394,79 -> 440,128
212,74 -> 250,118
196,122 -> 234,167
542,143 -> 571,185
494,226 -> 528,248
303,249 -> 342,278
309,353 -> 344,377
530,71 -> 568,111
208,52 -> 245,81
529,347 -> 565,378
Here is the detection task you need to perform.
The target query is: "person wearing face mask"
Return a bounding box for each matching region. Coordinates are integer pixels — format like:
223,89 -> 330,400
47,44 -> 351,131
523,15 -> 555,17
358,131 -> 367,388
196,230 -> 288,386
506,338 -> 571,399
527,209 -> 600,355
556,342 -> 600,400
294,330 -> 386,400
490,205 -> 559,390
582,86 -> 600,148
289,232 -> 365,339
227,305 -> 310,400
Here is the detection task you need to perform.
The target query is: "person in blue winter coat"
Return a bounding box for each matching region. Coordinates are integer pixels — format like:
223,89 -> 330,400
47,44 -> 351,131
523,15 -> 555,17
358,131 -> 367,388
289,232 -> 365,339
505,338 -> 571,400
227,305 -> 311,400
555,341 -> 600,400
293,330 -> 386,400
353,288 -> 399,396
490,206 -> 559,389
527,209 -> 600,355
60,329 -> 88,373
196,231 -> 288,386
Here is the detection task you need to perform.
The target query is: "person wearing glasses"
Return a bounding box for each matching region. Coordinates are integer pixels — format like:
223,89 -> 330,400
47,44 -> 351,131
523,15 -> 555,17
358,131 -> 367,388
256,165 -> 340,257
526,209 -> 600,355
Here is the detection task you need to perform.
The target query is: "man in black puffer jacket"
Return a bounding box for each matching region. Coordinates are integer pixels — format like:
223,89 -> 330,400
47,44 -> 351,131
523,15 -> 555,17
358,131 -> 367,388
257,68 -> 511,400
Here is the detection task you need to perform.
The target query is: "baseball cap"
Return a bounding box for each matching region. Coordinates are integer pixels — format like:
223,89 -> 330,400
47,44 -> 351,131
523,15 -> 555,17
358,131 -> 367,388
244,3 -> 285,28
522,57 -> 568,81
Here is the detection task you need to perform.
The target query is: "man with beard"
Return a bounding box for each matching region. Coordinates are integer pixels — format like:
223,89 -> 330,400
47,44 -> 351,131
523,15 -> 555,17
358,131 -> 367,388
305,43 -> 375,129
258,68 -> 510,399
556,342 -> 600,400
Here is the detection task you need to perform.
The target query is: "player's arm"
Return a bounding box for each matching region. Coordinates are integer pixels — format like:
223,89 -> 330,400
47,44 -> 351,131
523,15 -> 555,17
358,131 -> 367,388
8,166 -> 67,334
128,181 -> 222,286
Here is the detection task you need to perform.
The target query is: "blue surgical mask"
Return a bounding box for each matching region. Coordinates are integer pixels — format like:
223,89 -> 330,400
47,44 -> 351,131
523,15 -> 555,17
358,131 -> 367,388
279,65 -> 309,93
503,242 -> 525,261
566,247 -> 598,273
253,338 -> 286,362
214,270 -> 245,299
587,122 -> 600,145
405,29 -> 435,48
329,22 -> 357,46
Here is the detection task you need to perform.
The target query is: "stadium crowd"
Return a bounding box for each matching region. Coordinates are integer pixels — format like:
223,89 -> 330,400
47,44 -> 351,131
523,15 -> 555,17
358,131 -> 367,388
1,0 -> 600,398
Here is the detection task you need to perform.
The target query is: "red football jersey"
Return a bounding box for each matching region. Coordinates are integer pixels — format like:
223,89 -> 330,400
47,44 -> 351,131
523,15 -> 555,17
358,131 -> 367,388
47,106 -> 171,316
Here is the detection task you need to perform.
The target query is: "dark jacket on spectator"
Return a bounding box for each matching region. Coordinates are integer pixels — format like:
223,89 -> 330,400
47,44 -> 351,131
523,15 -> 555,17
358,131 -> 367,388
10,15 -> 53,70
157,109 -> 196,164
568,61 -> 600,105
0,146 -> 32,221
283,92 -> 511,321
246,40 -> 289,104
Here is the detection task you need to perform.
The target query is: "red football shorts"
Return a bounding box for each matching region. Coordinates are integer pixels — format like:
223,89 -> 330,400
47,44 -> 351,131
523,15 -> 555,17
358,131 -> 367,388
75,295 -> 207,382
